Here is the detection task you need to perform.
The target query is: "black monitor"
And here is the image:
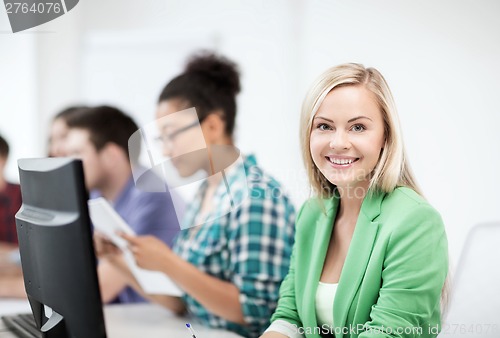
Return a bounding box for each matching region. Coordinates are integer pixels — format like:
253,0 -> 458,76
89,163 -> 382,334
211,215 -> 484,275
15,158 -> 106,338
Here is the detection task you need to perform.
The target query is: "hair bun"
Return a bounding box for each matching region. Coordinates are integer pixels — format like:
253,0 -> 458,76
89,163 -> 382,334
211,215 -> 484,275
185,51 -> 241,95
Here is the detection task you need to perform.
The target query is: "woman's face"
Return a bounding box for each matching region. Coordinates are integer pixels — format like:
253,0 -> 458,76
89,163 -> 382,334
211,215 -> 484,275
309,85 -> 385,192
155,99 -> 208,177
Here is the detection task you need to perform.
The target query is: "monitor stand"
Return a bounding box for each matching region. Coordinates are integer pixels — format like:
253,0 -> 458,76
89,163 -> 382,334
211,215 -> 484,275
29,297 -> 68,338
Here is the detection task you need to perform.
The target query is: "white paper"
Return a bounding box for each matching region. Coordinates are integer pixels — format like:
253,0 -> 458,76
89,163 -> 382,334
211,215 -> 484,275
123,250 -> 182,296
88,197 -> 183,296
88,197 -> 135,249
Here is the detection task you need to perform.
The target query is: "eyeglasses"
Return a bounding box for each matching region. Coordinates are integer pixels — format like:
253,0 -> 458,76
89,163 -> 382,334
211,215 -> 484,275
155,120 -> 200,146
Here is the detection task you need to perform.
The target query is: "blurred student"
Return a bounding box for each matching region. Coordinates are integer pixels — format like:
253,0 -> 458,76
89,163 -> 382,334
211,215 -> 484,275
0,134 -> 21,246
0,134 -> 25,298
48,105 -> 88,157
96,52 -> 296,338
64,106 -> 183,304
262,64 -> 448,338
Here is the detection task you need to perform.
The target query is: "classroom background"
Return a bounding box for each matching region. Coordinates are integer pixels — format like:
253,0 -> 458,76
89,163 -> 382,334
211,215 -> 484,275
1,0 -> 499,269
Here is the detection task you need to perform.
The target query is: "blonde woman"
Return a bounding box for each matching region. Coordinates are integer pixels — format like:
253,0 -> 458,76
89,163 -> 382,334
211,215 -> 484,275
262,64 -> 448,338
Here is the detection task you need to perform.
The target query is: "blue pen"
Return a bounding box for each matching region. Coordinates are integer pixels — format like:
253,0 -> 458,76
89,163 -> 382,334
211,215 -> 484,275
185,323 -> 197,338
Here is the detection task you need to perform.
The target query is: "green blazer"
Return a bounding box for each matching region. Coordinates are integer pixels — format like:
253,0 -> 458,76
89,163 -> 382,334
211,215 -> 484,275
270,187 -> 448,337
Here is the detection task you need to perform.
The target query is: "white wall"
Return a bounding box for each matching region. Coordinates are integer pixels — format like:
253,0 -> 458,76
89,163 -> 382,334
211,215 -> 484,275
0,10 -> 38,181
300,0 -> 500,263
1,0 -> 499,265
75,0 -> 305,203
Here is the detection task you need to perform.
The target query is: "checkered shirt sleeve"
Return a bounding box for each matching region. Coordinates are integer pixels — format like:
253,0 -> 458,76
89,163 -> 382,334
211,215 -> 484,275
227,183 -> 296,335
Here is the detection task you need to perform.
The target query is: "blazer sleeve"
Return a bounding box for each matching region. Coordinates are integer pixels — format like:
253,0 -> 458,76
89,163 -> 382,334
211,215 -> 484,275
359,204 -> 448,337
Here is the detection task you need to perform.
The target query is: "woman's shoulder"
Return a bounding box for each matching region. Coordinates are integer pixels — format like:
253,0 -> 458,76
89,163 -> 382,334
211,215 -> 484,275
382,186 -> 436,214
379,186 -> 444,234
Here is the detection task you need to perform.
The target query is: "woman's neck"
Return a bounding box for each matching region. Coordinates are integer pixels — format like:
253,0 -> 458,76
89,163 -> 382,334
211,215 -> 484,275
205,137 -> 236,177
336,180 -> 370,221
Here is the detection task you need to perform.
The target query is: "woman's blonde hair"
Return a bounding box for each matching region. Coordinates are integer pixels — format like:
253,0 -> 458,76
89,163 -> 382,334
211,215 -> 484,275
300,63 -> 422,197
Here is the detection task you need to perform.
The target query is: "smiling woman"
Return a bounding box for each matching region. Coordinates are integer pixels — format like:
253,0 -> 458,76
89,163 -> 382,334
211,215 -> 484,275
262,63 -> 448,338
309,85 -> 385,194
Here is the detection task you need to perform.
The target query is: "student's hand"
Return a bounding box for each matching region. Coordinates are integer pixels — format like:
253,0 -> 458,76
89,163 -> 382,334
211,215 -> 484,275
0,244 -> 21,273
119,233 -> 171,272
94,232 -> 121,258
259,332 -> 289,338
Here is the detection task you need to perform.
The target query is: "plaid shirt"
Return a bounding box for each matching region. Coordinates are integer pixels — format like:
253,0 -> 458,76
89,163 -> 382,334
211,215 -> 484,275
0,182 -> 22,244
173,155 -> 296,338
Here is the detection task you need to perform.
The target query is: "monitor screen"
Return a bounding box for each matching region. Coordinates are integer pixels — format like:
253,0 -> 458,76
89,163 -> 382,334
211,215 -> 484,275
15,158 -> 106,338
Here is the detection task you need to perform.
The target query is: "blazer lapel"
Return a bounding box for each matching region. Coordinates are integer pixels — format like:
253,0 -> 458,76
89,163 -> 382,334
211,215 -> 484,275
302,197 -> 338,331
334,190 -> 385,333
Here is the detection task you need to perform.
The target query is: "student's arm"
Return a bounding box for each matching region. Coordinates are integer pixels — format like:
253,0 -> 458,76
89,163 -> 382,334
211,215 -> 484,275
94,232 -> 127,303
122,234 -> 246,324
94,232 -> 185,313
97,261 -> 128,303
97,247 -> 186,315
122,186 -> 295,330
95,191 -> 180,304
0,242 -> 18,252
0,275 -> 26,298
0,243 -> 26,298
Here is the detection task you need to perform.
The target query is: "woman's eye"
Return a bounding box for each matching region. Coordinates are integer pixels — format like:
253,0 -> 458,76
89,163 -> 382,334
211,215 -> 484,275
317,123 -> 332,131
351,124 -> 365,132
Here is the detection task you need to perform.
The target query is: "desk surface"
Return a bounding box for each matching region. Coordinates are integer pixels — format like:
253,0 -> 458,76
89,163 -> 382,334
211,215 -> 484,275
0,300 -> 242,338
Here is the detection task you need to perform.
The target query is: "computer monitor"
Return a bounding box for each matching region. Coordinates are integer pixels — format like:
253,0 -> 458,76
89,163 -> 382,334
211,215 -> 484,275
15,158 -> 107,338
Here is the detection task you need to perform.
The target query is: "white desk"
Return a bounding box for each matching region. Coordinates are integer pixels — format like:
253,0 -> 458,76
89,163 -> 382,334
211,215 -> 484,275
0,300 -> 242,337
0,300 -> 30,317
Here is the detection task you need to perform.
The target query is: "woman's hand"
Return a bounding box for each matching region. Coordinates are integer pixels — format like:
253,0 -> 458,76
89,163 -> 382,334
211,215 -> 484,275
260,333 -> 289,338
94,232 -> 121,258
120,233 -> 171,272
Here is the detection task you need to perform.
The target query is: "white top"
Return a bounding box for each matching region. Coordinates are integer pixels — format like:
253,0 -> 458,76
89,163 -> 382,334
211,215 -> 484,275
315,281 -> 338,328
263,281 -> 338,338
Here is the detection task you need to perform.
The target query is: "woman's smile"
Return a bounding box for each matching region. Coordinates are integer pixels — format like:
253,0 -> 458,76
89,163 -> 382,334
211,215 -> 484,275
325,155 -> 360,169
